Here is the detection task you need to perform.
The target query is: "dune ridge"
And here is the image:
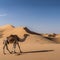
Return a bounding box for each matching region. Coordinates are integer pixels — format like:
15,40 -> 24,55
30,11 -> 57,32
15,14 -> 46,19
0,24 -> 57,44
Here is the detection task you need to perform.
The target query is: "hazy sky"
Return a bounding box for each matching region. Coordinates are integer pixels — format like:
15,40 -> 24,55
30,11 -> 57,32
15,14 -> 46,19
0,0 -> 60,33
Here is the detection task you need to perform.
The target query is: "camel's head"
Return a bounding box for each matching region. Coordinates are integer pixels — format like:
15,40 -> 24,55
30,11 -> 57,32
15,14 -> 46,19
24,34 -> 29,37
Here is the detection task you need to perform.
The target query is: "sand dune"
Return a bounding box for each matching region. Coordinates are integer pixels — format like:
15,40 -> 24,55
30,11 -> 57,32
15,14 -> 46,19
0,24 -> 14,30
0,24 -> 60,60
0,24 -> 55,44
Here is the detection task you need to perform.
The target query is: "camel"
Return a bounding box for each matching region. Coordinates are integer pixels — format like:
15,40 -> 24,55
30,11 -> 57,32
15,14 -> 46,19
3,34 -> 29,55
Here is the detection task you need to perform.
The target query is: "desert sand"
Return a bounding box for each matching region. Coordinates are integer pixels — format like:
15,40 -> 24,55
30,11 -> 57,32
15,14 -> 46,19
0,24 -> 60,60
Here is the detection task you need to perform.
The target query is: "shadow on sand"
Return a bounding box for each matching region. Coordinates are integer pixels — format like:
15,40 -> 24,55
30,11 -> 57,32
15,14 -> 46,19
16,50 -> 54,55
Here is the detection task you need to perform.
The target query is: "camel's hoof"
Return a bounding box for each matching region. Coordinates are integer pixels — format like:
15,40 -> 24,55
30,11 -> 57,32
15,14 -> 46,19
14,52 -> 17,53
9,51 -> 13,54
16,53 -> 21,56
20,51 -> 22,53
10,52 -> 13,54
10,51 -> 13,54
10,51 -> 17,54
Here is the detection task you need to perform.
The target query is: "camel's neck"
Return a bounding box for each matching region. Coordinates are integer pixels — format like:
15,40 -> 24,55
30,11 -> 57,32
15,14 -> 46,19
19,36 -> 28,42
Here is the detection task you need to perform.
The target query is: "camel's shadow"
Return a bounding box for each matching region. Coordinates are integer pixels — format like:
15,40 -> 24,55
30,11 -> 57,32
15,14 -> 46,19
16,50 -> 54,55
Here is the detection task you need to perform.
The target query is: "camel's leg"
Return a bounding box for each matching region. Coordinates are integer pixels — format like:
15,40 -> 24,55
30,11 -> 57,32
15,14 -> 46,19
3,44 -> 6,55
6,44 -> 11,54
17,43 -> 22,54
13,43 -> 16,53
3,40 -> 6,55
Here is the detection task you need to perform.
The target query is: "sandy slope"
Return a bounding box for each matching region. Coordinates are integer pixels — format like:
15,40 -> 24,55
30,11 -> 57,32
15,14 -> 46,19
0,24 -> 60,60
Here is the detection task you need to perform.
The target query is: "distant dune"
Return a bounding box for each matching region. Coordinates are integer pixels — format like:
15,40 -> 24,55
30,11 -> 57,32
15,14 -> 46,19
0,24 -> 57,44
0,24 -> 60,43
0,24 -> 60,44
0,24 -> 15,30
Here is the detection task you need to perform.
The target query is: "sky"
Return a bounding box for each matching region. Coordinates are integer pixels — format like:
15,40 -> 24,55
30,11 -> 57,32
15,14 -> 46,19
0,0 -> 60,33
